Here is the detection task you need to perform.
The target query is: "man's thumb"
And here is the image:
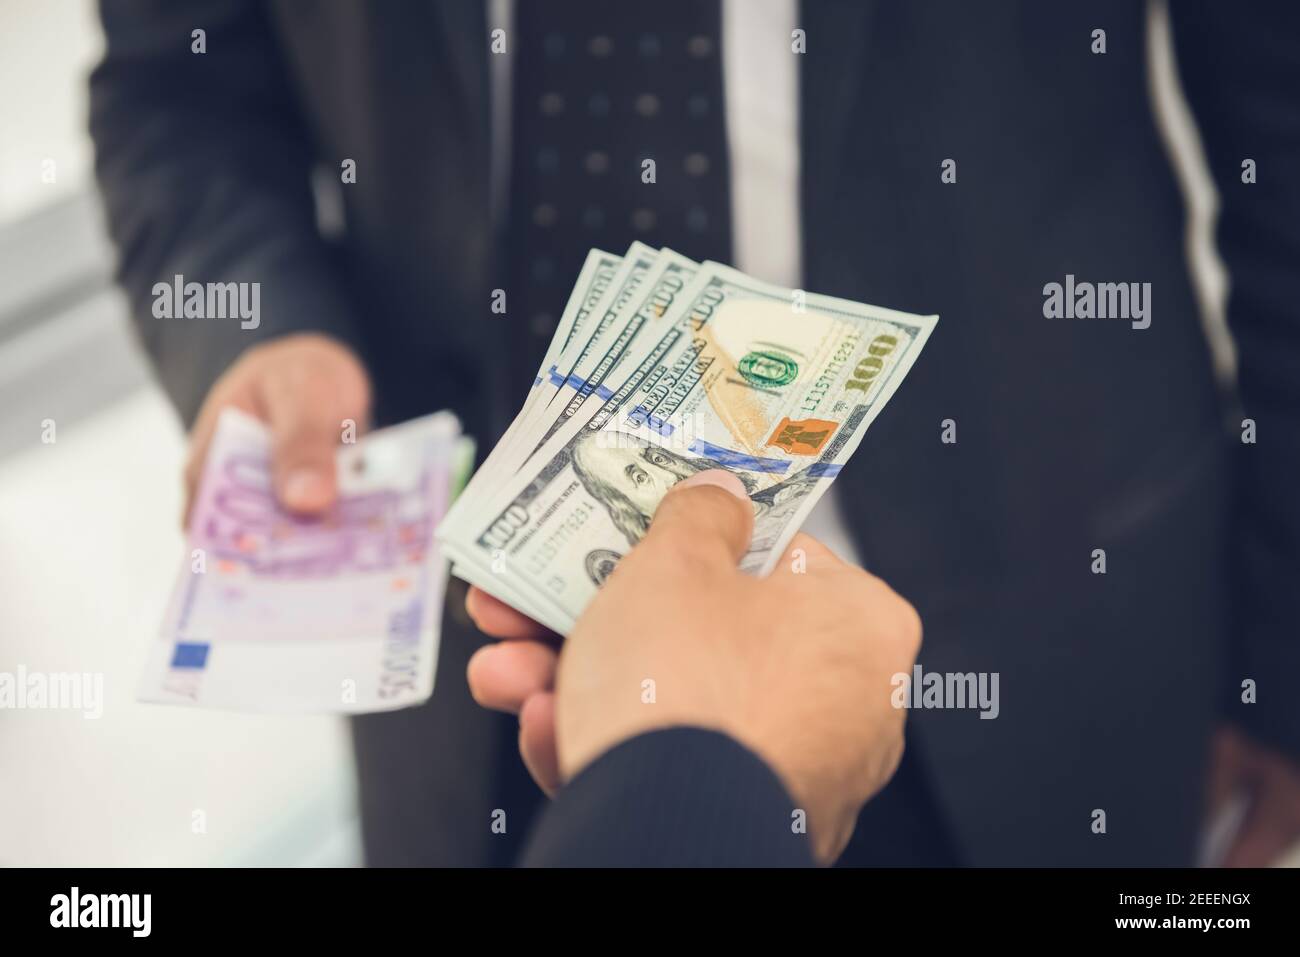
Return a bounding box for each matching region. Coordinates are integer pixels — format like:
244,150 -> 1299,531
270,411 -> 342,515
641,470 -> 754,566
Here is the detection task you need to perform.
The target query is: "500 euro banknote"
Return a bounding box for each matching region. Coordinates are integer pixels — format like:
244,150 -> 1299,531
139,408 -> 471,713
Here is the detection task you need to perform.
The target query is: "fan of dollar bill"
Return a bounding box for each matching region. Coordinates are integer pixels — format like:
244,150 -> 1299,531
438,243 -> 939,635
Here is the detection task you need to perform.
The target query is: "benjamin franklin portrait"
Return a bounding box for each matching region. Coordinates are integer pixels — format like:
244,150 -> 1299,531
568,429 -> 822,567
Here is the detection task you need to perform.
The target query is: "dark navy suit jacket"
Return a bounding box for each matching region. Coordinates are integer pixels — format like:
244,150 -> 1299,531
90,1 -> 1300,865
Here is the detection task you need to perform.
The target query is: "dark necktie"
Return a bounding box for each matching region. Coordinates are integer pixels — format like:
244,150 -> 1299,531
506,0 -> 733,408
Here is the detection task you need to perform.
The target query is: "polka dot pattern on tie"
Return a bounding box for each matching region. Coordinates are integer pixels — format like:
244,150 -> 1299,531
505,0 -> 733,401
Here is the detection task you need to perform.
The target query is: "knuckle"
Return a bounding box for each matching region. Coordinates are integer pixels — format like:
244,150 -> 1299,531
856,574 -> 921,645
669,484 -> 750,535
633,537 -> 713,587
466,676 -> 488,708
896,597 -> 923,650
464,656 -> 492,708
671,530 -> 729,566
882,734 -> 906,782
789,532 -> 835,567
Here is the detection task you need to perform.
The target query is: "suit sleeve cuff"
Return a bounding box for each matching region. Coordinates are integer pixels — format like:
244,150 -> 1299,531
521,727 -> 814,867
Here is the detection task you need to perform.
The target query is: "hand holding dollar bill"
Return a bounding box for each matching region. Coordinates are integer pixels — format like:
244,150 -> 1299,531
438,244 -> 938,634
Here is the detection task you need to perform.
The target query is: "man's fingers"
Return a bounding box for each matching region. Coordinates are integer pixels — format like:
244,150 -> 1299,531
639,469 -> 754,568
466,586 -> 555,641
266,408 -> 342,515
519,691 -> 561,796
180,336 -> 372,523
466,640 -> 559,714
260,366 -> 366,514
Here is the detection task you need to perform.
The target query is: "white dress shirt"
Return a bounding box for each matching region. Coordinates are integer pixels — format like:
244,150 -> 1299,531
721,0 -> 860,566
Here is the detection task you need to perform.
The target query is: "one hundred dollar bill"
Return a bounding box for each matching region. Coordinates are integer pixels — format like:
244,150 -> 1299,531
440,246 -> 624,539
491,247 -> 700,490
440,256 -> 938,633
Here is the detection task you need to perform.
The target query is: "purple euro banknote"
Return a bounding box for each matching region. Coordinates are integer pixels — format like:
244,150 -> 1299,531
138,409 -> 472,713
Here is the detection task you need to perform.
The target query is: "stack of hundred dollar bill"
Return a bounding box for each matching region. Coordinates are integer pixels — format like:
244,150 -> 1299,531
438,243 -> 938,635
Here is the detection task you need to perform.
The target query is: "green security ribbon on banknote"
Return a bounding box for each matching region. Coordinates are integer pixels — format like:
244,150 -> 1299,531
439,246 -> 938,635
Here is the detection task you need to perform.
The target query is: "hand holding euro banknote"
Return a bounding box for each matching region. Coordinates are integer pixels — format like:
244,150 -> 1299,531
139,409 -> 473,712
